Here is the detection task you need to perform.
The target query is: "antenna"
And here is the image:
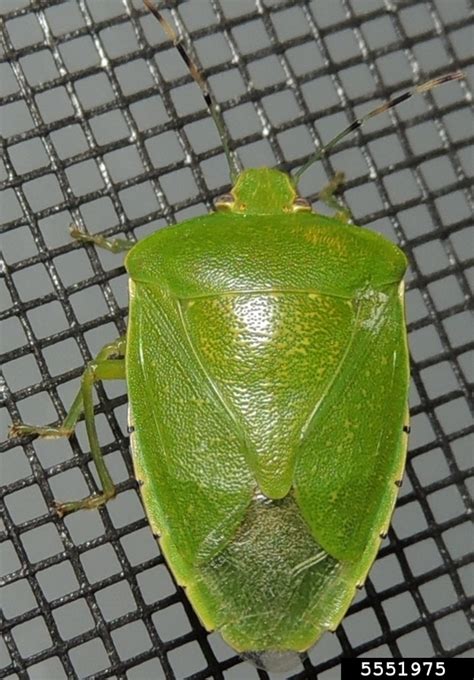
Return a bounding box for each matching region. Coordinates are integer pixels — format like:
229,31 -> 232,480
144,0 -> 241,182
294,71 -> 464,183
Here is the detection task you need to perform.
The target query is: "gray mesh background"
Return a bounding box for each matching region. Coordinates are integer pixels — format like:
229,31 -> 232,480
1,1 -> 473,679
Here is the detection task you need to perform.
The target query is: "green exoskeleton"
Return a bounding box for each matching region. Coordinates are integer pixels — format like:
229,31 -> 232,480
10,0 -> 464,670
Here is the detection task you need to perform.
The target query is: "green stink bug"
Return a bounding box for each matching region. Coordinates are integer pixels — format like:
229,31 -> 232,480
8,0 -> 465,670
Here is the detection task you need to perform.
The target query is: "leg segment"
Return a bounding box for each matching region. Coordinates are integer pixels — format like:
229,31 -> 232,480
70,225 -> 135,253
317,171 -> 353,224
56,355 -> 126,515
10,337 -> 127,516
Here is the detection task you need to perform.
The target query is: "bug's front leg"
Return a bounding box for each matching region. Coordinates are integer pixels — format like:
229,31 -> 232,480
318,171 -> 353,224
70,224 -> 135,253
10,337 -> 127,517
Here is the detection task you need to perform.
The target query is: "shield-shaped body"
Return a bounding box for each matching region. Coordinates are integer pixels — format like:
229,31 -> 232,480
125,168 -> 409,655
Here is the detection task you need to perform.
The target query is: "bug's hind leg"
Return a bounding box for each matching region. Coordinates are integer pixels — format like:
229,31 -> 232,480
70,225 -> 135,253
10,337 -> 127,516
318,171 -> 353,224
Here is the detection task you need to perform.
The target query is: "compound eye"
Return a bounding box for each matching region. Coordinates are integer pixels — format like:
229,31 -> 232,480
292,197 -> 312,213
214,193 -> 234,211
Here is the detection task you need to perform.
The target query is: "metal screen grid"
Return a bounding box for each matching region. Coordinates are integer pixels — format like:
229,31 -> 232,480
0,0 -> 472,678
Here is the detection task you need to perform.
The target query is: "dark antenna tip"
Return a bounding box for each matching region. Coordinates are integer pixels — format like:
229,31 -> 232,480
143,0 -> 241,182
294,70 -> 465,184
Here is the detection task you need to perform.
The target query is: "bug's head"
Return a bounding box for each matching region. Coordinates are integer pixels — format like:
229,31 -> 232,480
144,3 -> 463,219
214,168 -> 312,216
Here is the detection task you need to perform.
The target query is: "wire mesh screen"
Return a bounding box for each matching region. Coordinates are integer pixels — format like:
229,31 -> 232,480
1,0 -> 472,678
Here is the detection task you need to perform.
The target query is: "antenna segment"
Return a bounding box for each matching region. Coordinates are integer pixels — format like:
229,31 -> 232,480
294,71 -> 464,183
144,0 -> 241,181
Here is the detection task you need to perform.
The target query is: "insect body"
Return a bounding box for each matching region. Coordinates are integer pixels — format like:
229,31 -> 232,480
126,166 -> 409,658
9,1 -> 464,669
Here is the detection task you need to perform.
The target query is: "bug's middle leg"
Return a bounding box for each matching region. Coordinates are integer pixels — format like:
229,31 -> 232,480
318,171 -> 353,224
10,337 -> 127,516
55,353 -> 126,515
